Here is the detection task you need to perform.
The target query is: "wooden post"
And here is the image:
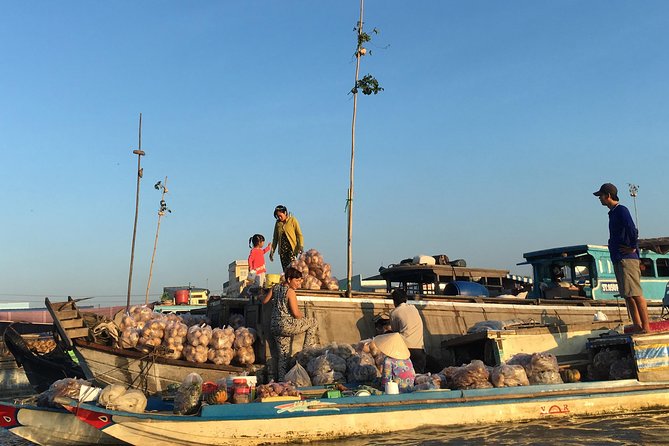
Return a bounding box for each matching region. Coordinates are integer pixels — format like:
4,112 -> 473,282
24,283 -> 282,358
145,176 -> 168,304
126,114 -> 145,312
347,0 -> 365,298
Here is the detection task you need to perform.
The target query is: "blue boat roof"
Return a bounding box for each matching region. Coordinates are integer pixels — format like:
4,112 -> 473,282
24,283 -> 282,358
522,245 -> 608,261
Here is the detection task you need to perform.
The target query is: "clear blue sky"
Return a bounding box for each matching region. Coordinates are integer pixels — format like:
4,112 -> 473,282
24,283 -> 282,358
2,1 -> 668,307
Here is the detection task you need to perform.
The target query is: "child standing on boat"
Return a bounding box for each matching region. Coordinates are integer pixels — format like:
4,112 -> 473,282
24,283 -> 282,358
248,234 -> 271,287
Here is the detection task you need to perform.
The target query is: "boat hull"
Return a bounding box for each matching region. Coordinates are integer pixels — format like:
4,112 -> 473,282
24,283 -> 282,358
0,402 -> 127,446
70,380 -> 669,446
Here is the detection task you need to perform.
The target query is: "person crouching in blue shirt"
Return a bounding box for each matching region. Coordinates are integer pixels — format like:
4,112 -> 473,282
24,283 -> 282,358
594,183 -> 651,333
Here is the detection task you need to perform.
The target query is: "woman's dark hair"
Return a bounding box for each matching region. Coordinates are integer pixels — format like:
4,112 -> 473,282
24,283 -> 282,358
285,266 -> 302,281
274,204 -> 288,219
249,234 -> 265,248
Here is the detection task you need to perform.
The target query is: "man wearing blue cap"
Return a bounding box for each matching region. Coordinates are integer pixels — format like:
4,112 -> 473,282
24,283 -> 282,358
594,183 -> 650,333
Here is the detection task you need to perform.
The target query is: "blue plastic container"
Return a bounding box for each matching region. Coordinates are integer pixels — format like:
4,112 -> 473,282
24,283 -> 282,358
443,281 -> 489,297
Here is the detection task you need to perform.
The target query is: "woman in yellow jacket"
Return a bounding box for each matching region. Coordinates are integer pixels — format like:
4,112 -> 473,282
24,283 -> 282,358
270,205 -> 304,271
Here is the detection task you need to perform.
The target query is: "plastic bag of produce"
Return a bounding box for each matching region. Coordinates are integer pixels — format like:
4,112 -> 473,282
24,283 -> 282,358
234,345 -> 255,365
228,314 -> 245,329
295,345 -> 326,369
37,378 -> 91,407
119,327 -> 140,349
307,352 -> 347,376
233,327 -> 257,348
609,356 -> 635,380
413,373 -> 439,391
285,362 -> 312,387
210,327 -> 235,349
173,373 -> 203,415
491,364 -> 529,387
186,325 -> 212,347
588,348 -> 622,381
451,360 -> 492,390
108,389 -> 147,413
208,347 -> 234,365
98,384 -> 127,407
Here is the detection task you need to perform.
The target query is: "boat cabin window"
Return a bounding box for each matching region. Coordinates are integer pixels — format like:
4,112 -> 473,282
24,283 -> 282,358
656,258 -> 669,277
640,258 -> 655,277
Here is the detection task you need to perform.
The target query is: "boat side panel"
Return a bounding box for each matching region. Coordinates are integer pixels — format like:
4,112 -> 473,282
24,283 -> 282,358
97,386 -> 669,445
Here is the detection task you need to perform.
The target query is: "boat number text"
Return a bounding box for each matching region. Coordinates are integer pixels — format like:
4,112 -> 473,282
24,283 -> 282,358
601,283 -> 619,293
540,404 -> 570,415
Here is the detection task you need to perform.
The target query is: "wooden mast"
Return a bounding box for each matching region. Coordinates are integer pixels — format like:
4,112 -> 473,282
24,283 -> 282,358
347,0 -> 365,298
126,114 -> 145,312
145,176 -> 169,304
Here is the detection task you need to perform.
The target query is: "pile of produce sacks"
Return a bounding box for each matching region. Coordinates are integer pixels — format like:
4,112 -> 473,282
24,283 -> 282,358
98,384 -> 147,413
507,352 -> 563,385
291,341 -> 381,386
587,348 -> 635,381
111,305 -> 256,366
208,326 -> 235,365
36,378 -> 92,408
289,249 -> 339,291
184,325 -> 212,363
162,317 -> 189,360
233,327 -> 257,365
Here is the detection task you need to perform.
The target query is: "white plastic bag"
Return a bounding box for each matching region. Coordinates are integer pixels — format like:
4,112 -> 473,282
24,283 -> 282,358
285,362 -> 312,387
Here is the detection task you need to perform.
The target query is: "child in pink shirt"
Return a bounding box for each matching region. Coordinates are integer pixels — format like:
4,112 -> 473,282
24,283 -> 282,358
248,234 -> 271,287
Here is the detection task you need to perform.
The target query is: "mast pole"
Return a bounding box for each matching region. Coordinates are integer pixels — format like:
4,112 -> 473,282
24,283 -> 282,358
145,176 -> 168,304
126,113 -> 145,312
628,183 -> 639,233
347,0 -> 364,298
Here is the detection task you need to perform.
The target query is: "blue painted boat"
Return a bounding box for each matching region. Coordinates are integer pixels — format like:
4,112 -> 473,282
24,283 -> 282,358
522,241 -> 669,301
59,379 -> 669,446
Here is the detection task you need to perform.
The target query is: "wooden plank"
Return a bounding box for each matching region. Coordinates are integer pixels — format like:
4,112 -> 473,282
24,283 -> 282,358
65,327 -> 89,339
54,309 -> 78,320
61,318 -> 84,329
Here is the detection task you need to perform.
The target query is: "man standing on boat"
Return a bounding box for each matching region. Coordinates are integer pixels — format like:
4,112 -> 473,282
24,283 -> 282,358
594,183 -> 651,333
390,288 -> 426,373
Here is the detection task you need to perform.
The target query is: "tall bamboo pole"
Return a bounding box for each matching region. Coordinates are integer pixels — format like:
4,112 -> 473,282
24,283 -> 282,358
145,176 -> 168,304
347,0 -> 364,298
126,114 -> 145,312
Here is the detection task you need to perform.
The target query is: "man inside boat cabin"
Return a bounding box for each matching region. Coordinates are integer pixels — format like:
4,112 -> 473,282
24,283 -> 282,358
390,288 -> 426,373
594,182 -> 651,333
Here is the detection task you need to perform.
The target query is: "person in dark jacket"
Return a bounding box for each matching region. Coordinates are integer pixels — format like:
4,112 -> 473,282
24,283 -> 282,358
594,183 -> 650,333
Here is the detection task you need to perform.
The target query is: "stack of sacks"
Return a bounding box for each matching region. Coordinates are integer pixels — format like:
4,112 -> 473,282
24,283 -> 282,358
413,373 -> 444,390
449,360 -> 493,390
490,364 -> 529,387
233,327 -> 256,365
289,249 -> 339,291
507,352 -> 563,385
349,339 -> 383,382
161,318 -> 189,359
98,384 -> 147,413
118,306 -> 154,348
207,326 -> 235,365
183,325 -> 212,363
307,351 -> 347,385
137,316 -> 167,352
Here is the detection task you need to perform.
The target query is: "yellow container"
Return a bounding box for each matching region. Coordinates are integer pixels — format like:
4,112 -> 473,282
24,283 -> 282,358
265,274 -> 281,288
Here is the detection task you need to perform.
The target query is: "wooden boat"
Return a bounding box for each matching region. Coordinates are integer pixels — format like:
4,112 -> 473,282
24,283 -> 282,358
61,379 -> 669,446
0,400 -> 128,446
36,297 -> 262,394
73,339 -> 260,393
3,323 -> 85,393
